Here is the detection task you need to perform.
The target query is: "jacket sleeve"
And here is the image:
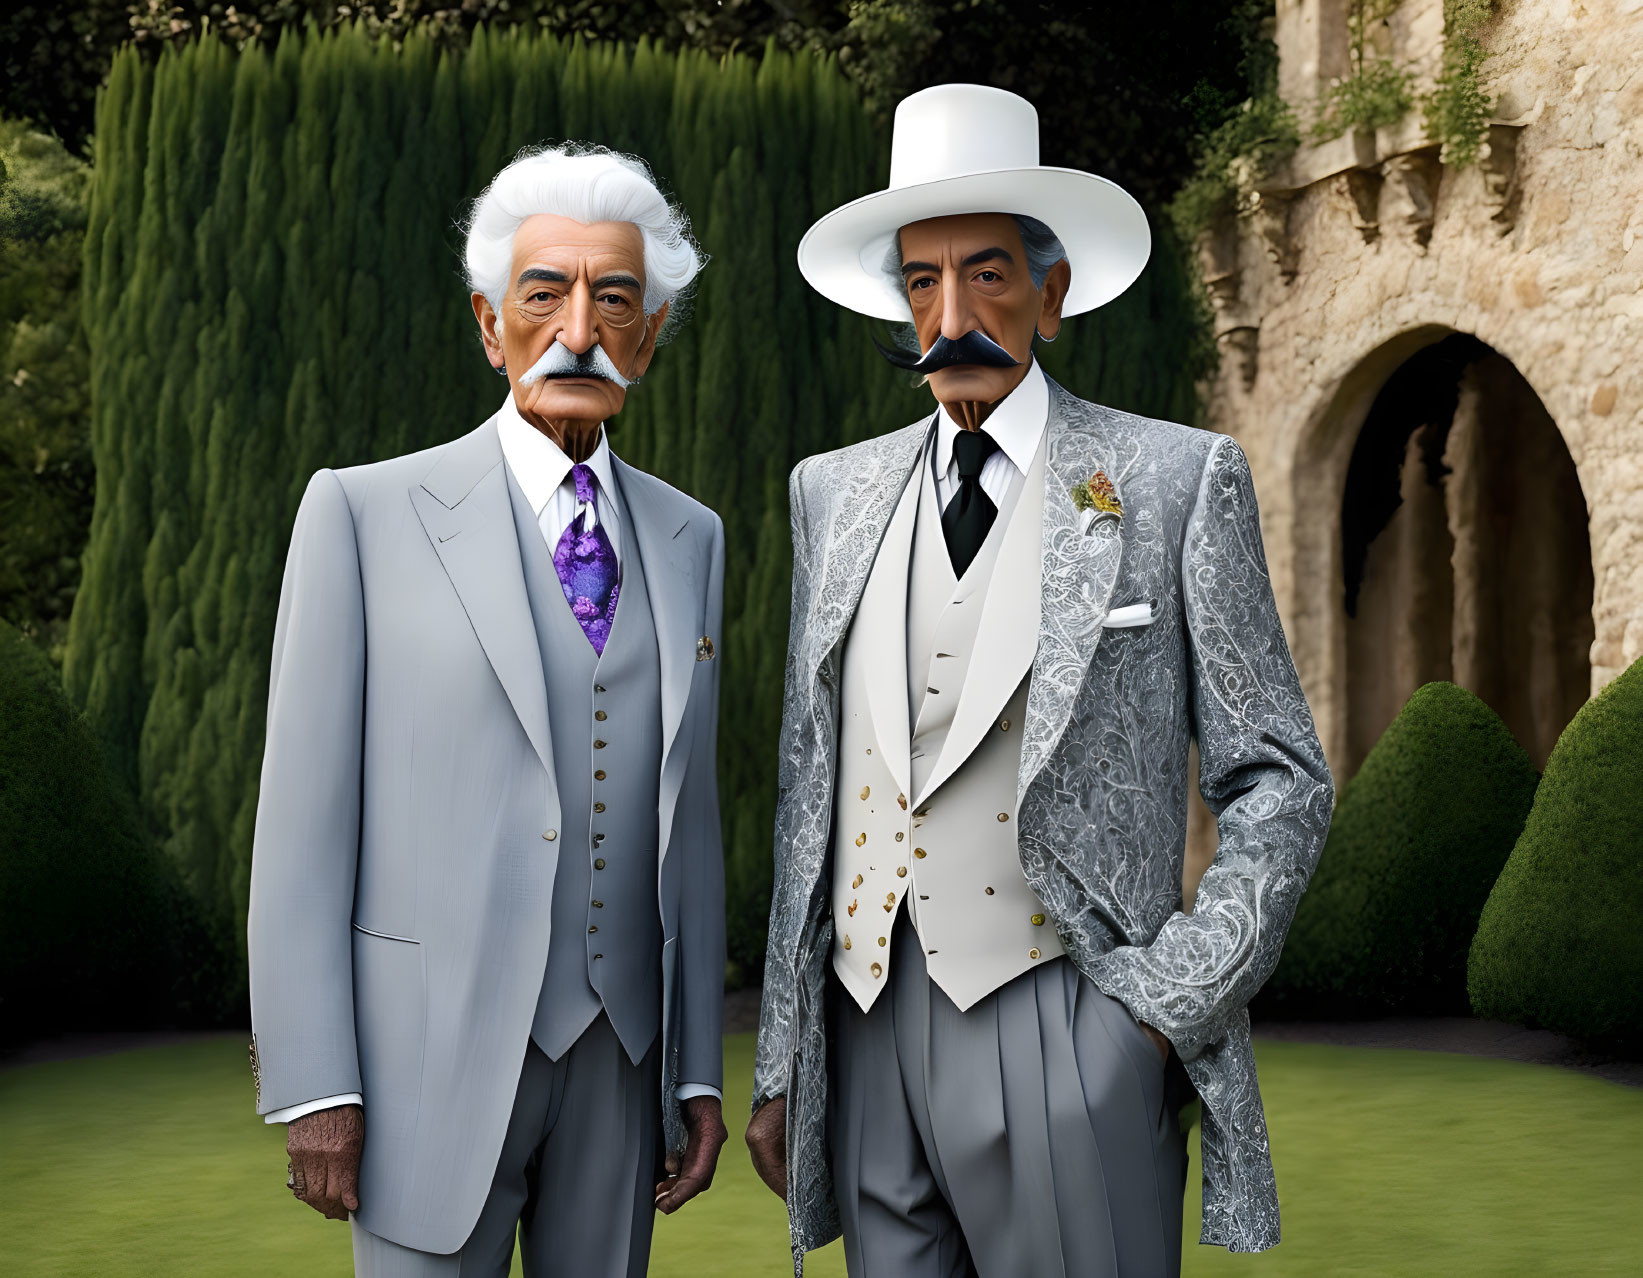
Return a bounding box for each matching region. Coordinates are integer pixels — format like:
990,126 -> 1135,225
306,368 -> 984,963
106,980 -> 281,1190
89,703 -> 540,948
1095,435 -> 1334,1062
675,514 -> 728,1093
246,468 -> 366,1114
750,459 -> 814,1112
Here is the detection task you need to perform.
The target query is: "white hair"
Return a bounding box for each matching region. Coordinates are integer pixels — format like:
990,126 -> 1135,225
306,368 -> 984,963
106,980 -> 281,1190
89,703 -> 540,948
461,142 -> 706,342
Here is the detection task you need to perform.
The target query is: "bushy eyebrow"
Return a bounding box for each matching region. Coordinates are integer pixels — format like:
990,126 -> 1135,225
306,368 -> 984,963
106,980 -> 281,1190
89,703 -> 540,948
515,268 -> 642,291
899,246 -> 1015,277
517,267 -> 570,287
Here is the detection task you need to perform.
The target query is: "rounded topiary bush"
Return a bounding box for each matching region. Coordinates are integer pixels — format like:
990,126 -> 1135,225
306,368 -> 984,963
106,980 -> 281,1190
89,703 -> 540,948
1468,657 -> 1643,1051
1257,681 -> 1539,1019
0,621 -> 220,1043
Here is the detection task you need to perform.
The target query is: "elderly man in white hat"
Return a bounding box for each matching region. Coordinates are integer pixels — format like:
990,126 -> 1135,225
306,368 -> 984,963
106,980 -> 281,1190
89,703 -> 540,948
745,84 -> 1333,1276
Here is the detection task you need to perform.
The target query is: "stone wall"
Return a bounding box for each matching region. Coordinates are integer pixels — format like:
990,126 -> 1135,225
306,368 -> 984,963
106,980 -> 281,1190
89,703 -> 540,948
1201,0 -> 1643,779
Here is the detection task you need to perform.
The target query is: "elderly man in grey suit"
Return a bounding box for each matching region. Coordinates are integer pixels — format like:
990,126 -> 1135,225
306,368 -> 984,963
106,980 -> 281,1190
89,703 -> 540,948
745,85 -> 1334,1276
246,142 -> 729,1277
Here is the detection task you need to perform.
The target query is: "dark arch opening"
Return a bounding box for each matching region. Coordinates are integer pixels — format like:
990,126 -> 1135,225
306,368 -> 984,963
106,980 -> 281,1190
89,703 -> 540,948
1340,333 -> 1592,773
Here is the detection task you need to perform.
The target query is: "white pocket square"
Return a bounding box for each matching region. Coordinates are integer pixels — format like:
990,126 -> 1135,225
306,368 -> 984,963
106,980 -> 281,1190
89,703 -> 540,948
1103,601 -> 1155,628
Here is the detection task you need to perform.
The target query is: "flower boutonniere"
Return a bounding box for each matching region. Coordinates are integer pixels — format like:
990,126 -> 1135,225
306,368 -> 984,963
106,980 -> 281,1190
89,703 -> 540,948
1071,470 -> 1122,533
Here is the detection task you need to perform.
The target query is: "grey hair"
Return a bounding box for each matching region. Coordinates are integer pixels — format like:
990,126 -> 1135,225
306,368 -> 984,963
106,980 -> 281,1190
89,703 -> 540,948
461,142 -> 706,343
880,213 -> 1068,291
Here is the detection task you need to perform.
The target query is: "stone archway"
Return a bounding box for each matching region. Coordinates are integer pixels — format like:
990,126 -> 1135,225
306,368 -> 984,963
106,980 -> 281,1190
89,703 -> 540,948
1333,332 -> 1593,772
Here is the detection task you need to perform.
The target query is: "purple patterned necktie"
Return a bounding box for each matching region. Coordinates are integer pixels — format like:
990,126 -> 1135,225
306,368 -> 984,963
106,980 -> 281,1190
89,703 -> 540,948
553,463 -> 619,655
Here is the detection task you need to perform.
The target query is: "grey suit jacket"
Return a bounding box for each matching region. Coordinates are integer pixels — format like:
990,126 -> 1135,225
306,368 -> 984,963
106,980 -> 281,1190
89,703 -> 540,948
753,379 -> 1333,1263
246,412 -> 727,1254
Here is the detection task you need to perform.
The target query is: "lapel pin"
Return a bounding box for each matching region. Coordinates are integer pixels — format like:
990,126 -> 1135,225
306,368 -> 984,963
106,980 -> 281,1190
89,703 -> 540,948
696,635 -> 716,662
1071,470 -> 1122,534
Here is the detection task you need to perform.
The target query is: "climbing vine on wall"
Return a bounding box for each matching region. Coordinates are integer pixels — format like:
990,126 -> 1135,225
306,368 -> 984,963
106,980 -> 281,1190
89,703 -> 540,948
1310,0 -> 1413,142
1423,0 -> 1495,166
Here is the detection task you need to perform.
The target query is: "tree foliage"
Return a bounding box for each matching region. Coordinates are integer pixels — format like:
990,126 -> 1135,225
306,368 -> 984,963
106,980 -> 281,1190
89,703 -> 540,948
65,27 -> 1205,995
0,118 -> 94,662
0,620 -> 223,1043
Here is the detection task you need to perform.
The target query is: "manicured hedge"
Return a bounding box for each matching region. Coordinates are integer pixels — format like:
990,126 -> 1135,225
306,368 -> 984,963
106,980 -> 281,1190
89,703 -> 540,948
1469,657 -> 1643,1050
1258,682 -> 1538,1018
0,621 -> 222,1043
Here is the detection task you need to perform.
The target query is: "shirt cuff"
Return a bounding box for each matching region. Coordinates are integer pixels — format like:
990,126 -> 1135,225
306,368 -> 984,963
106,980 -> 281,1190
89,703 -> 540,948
675,1083 -> 723,1102
263,1093 -> 364,1124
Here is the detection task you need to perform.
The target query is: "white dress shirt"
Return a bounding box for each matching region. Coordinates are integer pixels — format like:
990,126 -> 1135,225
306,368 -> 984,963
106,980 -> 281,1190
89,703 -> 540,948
496,392 -> 622,561
265,396 -> 719,1125
931,357 -> 1049,511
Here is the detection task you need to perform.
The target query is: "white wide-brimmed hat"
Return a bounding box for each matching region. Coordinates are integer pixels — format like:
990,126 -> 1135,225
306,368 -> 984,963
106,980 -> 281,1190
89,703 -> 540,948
797,83 -> 1151,322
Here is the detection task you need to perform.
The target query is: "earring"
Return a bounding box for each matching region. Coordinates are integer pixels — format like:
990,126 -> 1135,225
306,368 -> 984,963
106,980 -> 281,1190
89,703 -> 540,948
1035,327 -> 1059,344
495,362 -> 507,376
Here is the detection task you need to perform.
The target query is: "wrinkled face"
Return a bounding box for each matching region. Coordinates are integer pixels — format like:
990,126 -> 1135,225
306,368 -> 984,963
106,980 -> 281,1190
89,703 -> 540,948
897,211 -> 1068,407
473,214 -> 669,424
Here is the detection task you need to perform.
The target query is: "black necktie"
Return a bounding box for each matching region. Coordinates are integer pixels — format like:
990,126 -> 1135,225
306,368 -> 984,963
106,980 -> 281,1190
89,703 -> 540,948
941,429 -> 1000,577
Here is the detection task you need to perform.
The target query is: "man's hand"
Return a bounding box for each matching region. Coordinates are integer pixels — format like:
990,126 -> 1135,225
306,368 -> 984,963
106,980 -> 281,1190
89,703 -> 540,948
744,1095 -> 788,1201
654,1095 -> 728,1214
286,1103 -> 363,1220
1139,1021 -> 1172,1064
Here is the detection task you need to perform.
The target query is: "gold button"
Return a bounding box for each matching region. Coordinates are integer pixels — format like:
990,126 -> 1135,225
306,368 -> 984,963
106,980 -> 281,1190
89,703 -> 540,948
594,802 -> 606,813
914,848 -> 927,859
594,684 -> 606,693
1029,947 -> 1041,960
892,832 -> 903,842
1000,718 -> 1010,731
843,935 -> 852,950
1031,913 -> 1045,926
592,900 -> 604,909
860,785 -> 870,800
871,962 -> 883,978
594,769 -> 606,780
897,794 -> 907,810
595,710 -> 608,721
589,926 -> 599,934
847,899 -> 857,916
855,832 -> 867,847
985,886 -> 995,895
852,874 -> 863,889
878,936 -> 887,947
997,812 -> 1009,822
594,739 -> 607,749
543,830 -> 558,841
866,748 -> 872,755
594,858 -> 606,870
896,866 -> 907,878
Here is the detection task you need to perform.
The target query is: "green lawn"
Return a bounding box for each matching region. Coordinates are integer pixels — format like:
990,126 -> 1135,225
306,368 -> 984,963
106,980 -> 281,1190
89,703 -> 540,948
2,1032 -> 1638,1276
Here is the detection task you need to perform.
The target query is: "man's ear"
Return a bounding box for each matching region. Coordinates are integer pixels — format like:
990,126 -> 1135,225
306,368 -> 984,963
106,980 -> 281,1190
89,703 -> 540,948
630,299 -> 671,380
1036,258 -> 1071,342
472,292 -> 505,369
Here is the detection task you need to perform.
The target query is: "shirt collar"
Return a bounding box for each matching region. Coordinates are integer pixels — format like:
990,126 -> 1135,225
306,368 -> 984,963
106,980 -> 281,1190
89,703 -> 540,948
932,357 -> 1049,480
494,391 -> 618,517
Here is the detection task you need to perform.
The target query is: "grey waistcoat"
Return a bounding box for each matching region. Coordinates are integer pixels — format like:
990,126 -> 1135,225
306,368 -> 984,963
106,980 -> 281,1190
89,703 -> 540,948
505,462 -> 664,1065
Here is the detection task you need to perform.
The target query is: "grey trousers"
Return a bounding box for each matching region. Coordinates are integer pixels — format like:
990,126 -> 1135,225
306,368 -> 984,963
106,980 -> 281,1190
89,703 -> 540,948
827,907 -> 1190,1278
351,1013 -> 662,1278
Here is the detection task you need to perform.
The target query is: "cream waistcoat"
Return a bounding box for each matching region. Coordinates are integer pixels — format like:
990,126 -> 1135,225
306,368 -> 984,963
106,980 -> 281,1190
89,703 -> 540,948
830,423 -> 1063,1012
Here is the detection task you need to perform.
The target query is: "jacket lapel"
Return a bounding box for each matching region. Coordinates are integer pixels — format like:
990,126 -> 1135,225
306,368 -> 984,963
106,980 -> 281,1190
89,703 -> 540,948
410,415 -> 555,781
1017,381 -> 1126,805
851,460 -> 921,800
798,418 -> 932,701
611,456 -> 698,868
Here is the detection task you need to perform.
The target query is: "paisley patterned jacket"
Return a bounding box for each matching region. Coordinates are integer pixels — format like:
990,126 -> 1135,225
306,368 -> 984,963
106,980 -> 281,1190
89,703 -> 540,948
752,378 -> 1334,1269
